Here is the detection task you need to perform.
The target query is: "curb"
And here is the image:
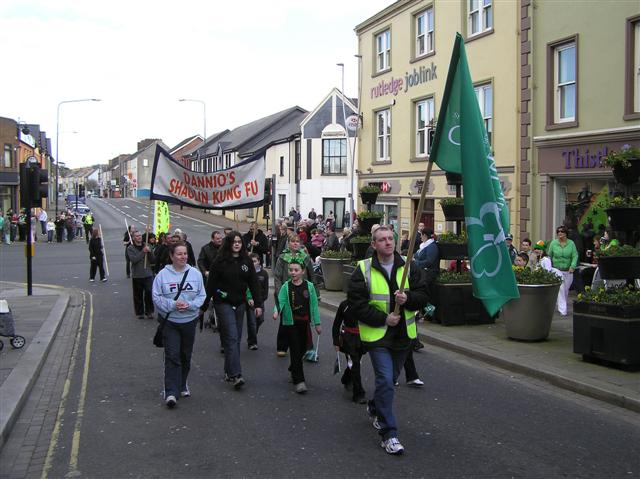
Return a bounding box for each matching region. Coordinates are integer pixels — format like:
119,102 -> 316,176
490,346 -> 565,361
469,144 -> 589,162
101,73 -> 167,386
319,298 -> 640,414
0,289 -> 71,447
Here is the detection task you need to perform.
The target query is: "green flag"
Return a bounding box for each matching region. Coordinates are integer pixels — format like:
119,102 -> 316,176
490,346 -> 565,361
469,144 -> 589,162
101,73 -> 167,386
430,33 -> 519,316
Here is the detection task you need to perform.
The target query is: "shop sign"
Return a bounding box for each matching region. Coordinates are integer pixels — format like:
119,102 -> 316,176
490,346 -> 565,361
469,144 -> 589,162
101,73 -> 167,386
562,147 -> 609,170
410,178 -> 435,195
367,180 -> 398,193
370,63 -> 438,99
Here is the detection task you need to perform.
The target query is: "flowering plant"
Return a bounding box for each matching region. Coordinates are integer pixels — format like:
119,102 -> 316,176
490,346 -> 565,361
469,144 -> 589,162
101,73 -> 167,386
602,144 -> 640,169
436,271 -> 471,284
440,197 -> 464,206
577,285 -> 640,306
607,195 -> 640,208
512,266 -> 562,285
360,185 -> 381,193
437,231 -> 467,244
596,244 -> 640,258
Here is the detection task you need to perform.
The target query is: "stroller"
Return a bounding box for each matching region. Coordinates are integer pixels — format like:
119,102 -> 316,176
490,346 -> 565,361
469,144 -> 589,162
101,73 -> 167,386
0,300 -> 26,351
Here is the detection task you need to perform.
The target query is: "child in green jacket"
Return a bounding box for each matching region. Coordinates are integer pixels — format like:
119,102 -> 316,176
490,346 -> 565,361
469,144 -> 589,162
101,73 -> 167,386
273,260 -> 321,394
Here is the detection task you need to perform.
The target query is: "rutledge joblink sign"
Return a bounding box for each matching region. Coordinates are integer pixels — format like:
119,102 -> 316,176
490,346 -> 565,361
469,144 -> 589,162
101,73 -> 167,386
149,145 -> 265,210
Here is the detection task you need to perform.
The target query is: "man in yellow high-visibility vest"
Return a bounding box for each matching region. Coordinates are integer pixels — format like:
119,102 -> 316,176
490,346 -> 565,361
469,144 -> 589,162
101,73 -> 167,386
347,225 -> 430,455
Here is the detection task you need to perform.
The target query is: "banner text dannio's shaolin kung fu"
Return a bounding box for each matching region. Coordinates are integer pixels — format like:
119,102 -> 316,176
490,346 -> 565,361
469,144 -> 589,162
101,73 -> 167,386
149,145 -> 266,210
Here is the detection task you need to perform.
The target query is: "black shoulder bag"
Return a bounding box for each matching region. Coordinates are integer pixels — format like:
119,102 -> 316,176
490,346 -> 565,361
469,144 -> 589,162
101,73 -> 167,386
153,270 -> 190,348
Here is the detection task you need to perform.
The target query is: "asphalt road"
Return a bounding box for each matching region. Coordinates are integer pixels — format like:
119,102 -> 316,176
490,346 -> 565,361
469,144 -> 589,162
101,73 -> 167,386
1,198 -> 639,478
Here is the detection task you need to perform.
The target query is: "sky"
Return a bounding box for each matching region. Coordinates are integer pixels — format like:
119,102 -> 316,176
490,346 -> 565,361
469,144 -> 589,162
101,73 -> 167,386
0,0 -> 391,169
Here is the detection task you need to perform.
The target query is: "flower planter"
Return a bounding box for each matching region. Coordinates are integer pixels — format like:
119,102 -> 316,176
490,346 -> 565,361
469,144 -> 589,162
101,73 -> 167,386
612,158 -> 640,186
597,256 -> 640,280
573,308 -> 640,369
502,283 -> 561,341
351,242 -> 370,260
445,172 -> 463,185
358,217 -> 383,235
441,204 -> 465,221
360,191 -> 379,205
437,242 -> 468,260
574,300 -> 640,318
342,263 -> 357,293
433,283 -> 495,326
605,207 -> 640,231
320,257 -> 350,291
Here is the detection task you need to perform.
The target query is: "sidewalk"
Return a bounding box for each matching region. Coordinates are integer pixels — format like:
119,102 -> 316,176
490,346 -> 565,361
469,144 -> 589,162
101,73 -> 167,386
318,288 -> 640,413
0,283 -> 70,447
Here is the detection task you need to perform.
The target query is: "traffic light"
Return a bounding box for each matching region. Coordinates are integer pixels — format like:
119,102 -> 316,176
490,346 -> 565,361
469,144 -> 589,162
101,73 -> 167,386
78,184 -> 85,198
19,162 -> 48,207
264,178 -> 272,206
35,166 -> 48,203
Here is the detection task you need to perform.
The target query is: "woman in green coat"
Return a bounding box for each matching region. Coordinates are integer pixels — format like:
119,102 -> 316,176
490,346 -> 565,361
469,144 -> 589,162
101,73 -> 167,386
547,226 -> 579,316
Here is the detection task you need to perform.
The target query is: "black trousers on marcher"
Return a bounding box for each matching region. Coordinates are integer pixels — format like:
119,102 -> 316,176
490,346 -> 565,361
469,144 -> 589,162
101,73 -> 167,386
341,350 -> 366,400
132,277 -> 154,316
284,319 -> 309,385
90,257 -> 105,280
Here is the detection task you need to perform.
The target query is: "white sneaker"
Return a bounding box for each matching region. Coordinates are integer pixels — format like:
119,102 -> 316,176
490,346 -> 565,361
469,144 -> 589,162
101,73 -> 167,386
407,378 -> 424,387
180,387 -> 190,397
165,395 -> 177,409
381,437 -> 404,455
89,279 -> 95,282
295,382 -> 308,394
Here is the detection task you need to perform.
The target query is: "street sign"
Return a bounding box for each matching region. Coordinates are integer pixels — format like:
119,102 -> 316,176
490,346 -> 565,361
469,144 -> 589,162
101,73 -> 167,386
346,114 -> 360,132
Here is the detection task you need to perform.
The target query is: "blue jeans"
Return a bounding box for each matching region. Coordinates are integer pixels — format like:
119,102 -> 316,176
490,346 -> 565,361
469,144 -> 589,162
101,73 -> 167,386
246,307 -> 264,346
163,318 -> 197,399
214,302 -> 246,378
368,347 -> 410,440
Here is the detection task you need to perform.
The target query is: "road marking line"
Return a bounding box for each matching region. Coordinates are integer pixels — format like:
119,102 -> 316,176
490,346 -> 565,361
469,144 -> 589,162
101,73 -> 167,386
41,292 -> 87,479
67,292 -> 94,477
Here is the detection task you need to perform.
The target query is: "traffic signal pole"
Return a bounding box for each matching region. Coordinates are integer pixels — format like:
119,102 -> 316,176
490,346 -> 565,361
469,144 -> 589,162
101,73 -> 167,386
25,206 -> 33,296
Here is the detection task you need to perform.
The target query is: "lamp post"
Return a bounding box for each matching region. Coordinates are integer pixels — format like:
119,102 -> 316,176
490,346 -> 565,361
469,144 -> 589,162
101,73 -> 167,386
178,99 -> 207,170
55,98 -> 101,216
337,62 -> 352,226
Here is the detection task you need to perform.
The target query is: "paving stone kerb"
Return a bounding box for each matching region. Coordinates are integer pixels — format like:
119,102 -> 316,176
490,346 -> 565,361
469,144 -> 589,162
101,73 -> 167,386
0,283 -> 70,448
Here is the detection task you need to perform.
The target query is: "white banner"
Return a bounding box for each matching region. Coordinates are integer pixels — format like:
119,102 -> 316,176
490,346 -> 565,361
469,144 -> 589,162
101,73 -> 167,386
149,145 -> 265,210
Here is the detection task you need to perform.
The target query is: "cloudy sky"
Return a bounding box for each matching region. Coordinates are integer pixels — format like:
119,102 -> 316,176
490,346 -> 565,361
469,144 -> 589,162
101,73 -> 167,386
0,1 -> 391,169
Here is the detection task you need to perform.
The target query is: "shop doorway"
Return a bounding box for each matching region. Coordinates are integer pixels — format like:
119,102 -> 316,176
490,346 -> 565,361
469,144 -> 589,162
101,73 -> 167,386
411,198 -> 434,232
323,198 -> 345,230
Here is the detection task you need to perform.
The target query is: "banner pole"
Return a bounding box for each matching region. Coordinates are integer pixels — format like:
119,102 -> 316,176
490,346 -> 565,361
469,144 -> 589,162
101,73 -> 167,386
144,199 -> 153,269
250,209 -> 257,252
393,159 -> 435,314
99,224 -> 110,277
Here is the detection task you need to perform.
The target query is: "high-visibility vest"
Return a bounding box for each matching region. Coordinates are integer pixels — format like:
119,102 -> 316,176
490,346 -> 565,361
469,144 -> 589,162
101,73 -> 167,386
357,258 -> 417,343
85,214 -> 93,225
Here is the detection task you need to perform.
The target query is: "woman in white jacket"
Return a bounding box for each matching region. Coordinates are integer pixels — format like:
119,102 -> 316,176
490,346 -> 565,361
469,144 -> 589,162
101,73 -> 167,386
152,242 -> 206,409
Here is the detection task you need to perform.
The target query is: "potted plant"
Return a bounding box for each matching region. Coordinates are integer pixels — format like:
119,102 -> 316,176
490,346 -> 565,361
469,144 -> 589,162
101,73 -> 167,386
433,271 -> 495,326
436,231 -> 468,259
440,197 -> 465,221
595,244 -> 640,280
573,285 -> 640,367
605,195 -> 640,231
603,144 -> 640,186
360,185 -> 381,206
357,210 -> 384,235
319,249 -> 352,291
501,266 -> 562,341
349,234 -> 372,260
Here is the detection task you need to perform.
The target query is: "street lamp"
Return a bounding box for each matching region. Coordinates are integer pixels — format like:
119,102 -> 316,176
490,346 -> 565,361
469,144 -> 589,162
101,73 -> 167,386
178,99 -> 207,170
55,98 -> 101,216
336,63 -> 352,226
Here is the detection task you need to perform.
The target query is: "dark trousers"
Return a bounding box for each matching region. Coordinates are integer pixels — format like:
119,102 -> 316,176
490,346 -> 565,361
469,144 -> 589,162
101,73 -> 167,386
56,228 -> 64,243
341,350 -> 365,400
125,248 -> 131,277
246,307 -> 264,346
84,224 -> 92,243
285,320 -> 309,385
132,277 -> 154,316
90,257 -> 105,280
276,322 -> 289,352
163,318 -> 197,398
40,220 -> 46,235
403,350 -> 419,382
66,226 -> 74,241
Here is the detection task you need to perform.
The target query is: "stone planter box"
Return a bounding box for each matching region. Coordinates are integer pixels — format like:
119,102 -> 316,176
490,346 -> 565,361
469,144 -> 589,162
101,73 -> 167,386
441,204 -> 465,221
320,257 -> 351,291
351,242 -> 370,261
360,191 -> 379,205
342,263 -> 357,293
502,283 -> 561,341
433,282 -> 494,326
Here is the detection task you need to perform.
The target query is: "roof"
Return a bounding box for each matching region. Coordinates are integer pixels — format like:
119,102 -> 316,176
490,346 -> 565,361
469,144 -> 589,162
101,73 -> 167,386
354,0 -> 413,34
170,135 -> 200,153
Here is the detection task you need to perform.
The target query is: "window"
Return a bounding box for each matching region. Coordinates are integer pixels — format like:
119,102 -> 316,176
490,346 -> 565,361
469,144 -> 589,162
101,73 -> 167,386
416,8 -> 434,57
322,139 -> 347,175
376,109 -> 391,161
468,0 -> 492,36
474,83 -> 493,145
225,153 -> 232,169
3,144 -> 12,168
142,158 -> 149,167
547,36 -> 578,129
624,16 -> 640,119
279,156 -> 285,177
216,155 -> 223,171
415,98 -> 435,157
376,30 -> 391,72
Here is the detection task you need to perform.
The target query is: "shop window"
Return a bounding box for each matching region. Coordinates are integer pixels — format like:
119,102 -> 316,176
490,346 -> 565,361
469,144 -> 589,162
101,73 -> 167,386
474,82 -> 493,146
415,97 -> 435,158
624,15 -> 640,120
375,29 -> 391,72
279,156 -> 285,177
3,144 -> 12,168
376,109 -> 391,162
547,36 -> 578,129
468,0 -> 492,37
415,7 -> 434,58
322,138 -> 347,175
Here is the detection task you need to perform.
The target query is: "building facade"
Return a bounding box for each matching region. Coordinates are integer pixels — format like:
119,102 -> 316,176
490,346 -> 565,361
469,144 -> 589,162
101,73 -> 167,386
529,2 -> 640,246
355,0 -> 520,238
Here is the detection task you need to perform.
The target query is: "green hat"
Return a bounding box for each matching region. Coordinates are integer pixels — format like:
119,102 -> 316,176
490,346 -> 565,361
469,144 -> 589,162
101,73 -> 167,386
534,240 -> 547,251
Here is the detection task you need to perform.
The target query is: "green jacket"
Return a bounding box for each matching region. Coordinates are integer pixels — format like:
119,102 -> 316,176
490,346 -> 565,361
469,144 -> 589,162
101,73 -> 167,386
547,239 -> 578,271
273,247 -> 315,298
276,280 -> 320,327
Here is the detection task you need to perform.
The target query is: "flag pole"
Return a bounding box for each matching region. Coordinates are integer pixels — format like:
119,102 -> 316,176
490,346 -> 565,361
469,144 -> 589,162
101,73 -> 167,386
250,210 -> 257,252
99,224 -> 110,277
144,199 -> 153,268
393,159 -> 435,314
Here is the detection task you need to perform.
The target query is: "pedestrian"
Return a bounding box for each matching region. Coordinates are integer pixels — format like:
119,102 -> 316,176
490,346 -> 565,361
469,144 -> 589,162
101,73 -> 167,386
38,208 -> 48,236
88,229 -> 107,282
514,253 -> 529,267
520,238 -> 537,270
75,214 -> 83,238
273,260 -> 321,394
46,218 -> 55,243
123,225 -> 136,278
413,228 -> 440,284
347,225 -> 430,455
65,213 -> 75,242
127,230 -> 155,319
0,212 -> 8,245
273,234 -> 316,357
274,221 -> 289,259
205,231 -> 260,389
242,221 -> 269,266
332,299 -> 367,403
9,210 -> 18,242
55,214 -> 65,243
152,241 -> 206,408
197,230 -> 223,280
547,226 -> 578,316
175,229 -> 196,267
505,234 -> 517,264
323,226 -> 340,253
246,253 -> 269,350
308,208 -> 317,220
83,212 -> 94,242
